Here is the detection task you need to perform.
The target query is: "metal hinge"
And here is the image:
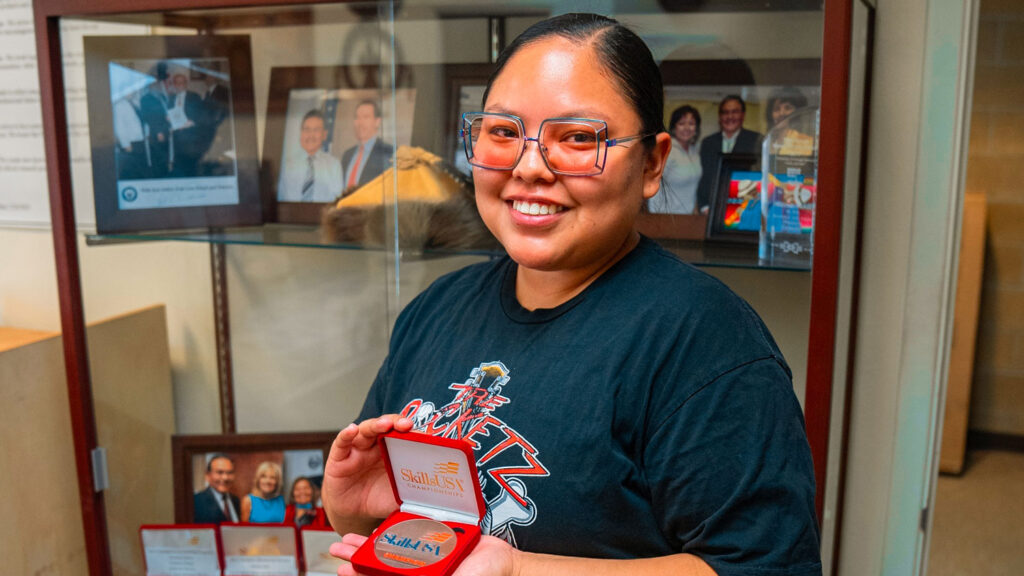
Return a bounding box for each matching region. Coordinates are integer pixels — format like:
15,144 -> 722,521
91,447 -> 109,492
919,506 -> 929,531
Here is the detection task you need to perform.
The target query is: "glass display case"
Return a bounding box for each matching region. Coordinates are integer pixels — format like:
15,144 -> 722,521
33,1 -> 856,574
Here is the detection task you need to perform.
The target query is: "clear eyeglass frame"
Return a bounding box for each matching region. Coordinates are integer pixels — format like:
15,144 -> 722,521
459,111 -> 652,176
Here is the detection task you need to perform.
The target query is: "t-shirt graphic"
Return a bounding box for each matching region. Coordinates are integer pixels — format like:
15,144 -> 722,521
397,361 -> 549,547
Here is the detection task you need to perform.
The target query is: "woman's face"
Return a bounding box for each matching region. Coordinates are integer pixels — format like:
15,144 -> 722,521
292,480 -> 313,505
256,471 -> 277,496
474,37 -> 668,273
672,113 -> 698,146
772,100 -> 797,126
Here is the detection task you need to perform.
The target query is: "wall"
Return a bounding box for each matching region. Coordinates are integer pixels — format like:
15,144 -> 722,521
965,0 -> 1024,436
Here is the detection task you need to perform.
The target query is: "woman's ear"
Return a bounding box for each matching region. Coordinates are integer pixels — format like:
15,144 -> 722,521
642,132 -> 672,200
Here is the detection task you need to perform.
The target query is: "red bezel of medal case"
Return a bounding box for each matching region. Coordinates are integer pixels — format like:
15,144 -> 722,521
350,431 -> 486,576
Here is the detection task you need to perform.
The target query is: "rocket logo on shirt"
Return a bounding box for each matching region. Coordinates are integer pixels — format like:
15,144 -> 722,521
399,361 -> 549,547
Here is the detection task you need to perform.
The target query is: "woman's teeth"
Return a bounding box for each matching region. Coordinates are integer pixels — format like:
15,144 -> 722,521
512,200 -> 564,216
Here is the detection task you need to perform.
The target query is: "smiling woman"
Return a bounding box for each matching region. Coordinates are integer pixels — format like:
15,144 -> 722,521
321,13 -> 822,576
241,461 -> 286,523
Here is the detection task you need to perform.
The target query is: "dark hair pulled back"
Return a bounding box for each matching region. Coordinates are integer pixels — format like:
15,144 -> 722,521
481,13 -> 664,150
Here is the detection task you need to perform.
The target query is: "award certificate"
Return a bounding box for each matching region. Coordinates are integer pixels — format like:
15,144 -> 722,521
141,527 -> 220,576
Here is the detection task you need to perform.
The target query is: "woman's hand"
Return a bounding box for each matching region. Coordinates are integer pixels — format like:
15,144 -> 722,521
321,415 -> 414,524
330,534 -> 519,576
451,536 -> 520,576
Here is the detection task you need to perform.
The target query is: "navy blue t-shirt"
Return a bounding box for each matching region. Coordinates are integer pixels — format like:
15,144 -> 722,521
359,237 -> 821,575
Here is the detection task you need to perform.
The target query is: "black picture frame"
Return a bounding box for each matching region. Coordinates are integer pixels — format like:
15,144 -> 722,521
83,35 -> 261,234
441,63 -> 494,177
705,153 -> 762,243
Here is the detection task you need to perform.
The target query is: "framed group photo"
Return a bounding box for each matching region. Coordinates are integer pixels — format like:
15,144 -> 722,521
83,35 -> 261,234
172,432 -> 336,525
650,58 -> 821,243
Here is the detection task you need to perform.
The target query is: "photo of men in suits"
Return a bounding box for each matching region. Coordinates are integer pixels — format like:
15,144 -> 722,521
193,454 -> 241,524
273,88 -> 414,212
340,100 -> 394,194
118,59 -> 236,181
696,95 -> 763,212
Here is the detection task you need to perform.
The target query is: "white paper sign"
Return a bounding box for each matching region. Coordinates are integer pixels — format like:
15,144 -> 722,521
0,3 -> 148,228
167,100 -> 189,130
302,530 -> 346,576
141,528 -> 220,576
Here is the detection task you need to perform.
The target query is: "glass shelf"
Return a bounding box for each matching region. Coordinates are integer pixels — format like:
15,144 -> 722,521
85,224 -> 810,271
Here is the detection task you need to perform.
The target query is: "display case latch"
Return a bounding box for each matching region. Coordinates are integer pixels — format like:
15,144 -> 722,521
91,447 -> 109,492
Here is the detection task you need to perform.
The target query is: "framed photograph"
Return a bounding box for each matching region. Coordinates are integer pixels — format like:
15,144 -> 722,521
172,432 -> 336,524
263,66 -> 418,224
705,153 -> 761,243
83,35 -> 261,234
656,58 -> 820,240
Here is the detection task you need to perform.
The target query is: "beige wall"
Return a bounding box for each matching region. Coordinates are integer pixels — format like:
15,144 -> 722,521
965,0 -> 1024,435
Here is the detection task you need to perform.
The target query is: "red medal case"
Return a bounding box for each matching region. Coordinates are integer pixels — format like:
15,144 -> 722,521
351,431 -> 486,576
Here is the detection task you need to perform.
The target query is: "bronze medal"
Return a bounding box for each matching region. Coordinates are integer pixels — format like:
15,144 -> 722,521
373,518 -> 458,569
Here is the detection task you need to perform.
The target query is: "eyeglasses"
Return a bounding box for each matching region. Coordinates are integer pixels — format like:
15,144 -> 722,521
460,112 -> 653,176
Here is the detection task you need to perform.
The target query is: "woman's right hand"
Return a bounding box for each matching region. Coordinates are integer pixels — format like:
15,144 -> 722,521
321,415 -> 414,524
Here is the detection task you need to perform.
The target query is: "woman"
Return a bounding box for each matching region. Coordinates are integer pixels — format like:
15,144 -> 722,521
765,87 -> 815,157
324,13 -> 821,576
240,461 -> 285,523
284,476 -> 328,528
649,105 -> 701,214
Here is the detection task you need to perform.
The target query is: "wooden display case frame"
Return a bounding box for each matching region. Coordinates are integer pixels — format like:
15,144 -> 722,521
32,1 -> 859,574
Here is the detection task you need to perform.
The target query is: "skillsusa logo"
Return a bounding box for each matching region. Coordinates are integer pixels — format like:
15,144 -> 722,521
399,461 -> 465,494
377,531 -> 453,567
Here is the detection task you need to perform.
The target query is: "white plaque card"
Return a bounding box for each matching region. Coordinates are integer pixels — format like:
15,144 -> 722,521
220,524 -> 298,576
140,527 -> 220,576
302,529 -> 346,576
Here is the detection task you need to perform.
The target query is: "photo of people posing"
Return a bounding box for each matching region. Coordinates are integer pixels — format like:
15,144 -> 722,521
108,57 -> 241,211
111,58 -> 235,181
276,88 -> 415,204
651,84 -> 819,218
190,450 -> 327,528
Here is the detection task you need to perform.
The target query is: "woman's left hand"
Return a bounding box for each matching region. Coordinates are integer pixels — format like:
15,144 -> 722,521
330,533 -> 519,576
